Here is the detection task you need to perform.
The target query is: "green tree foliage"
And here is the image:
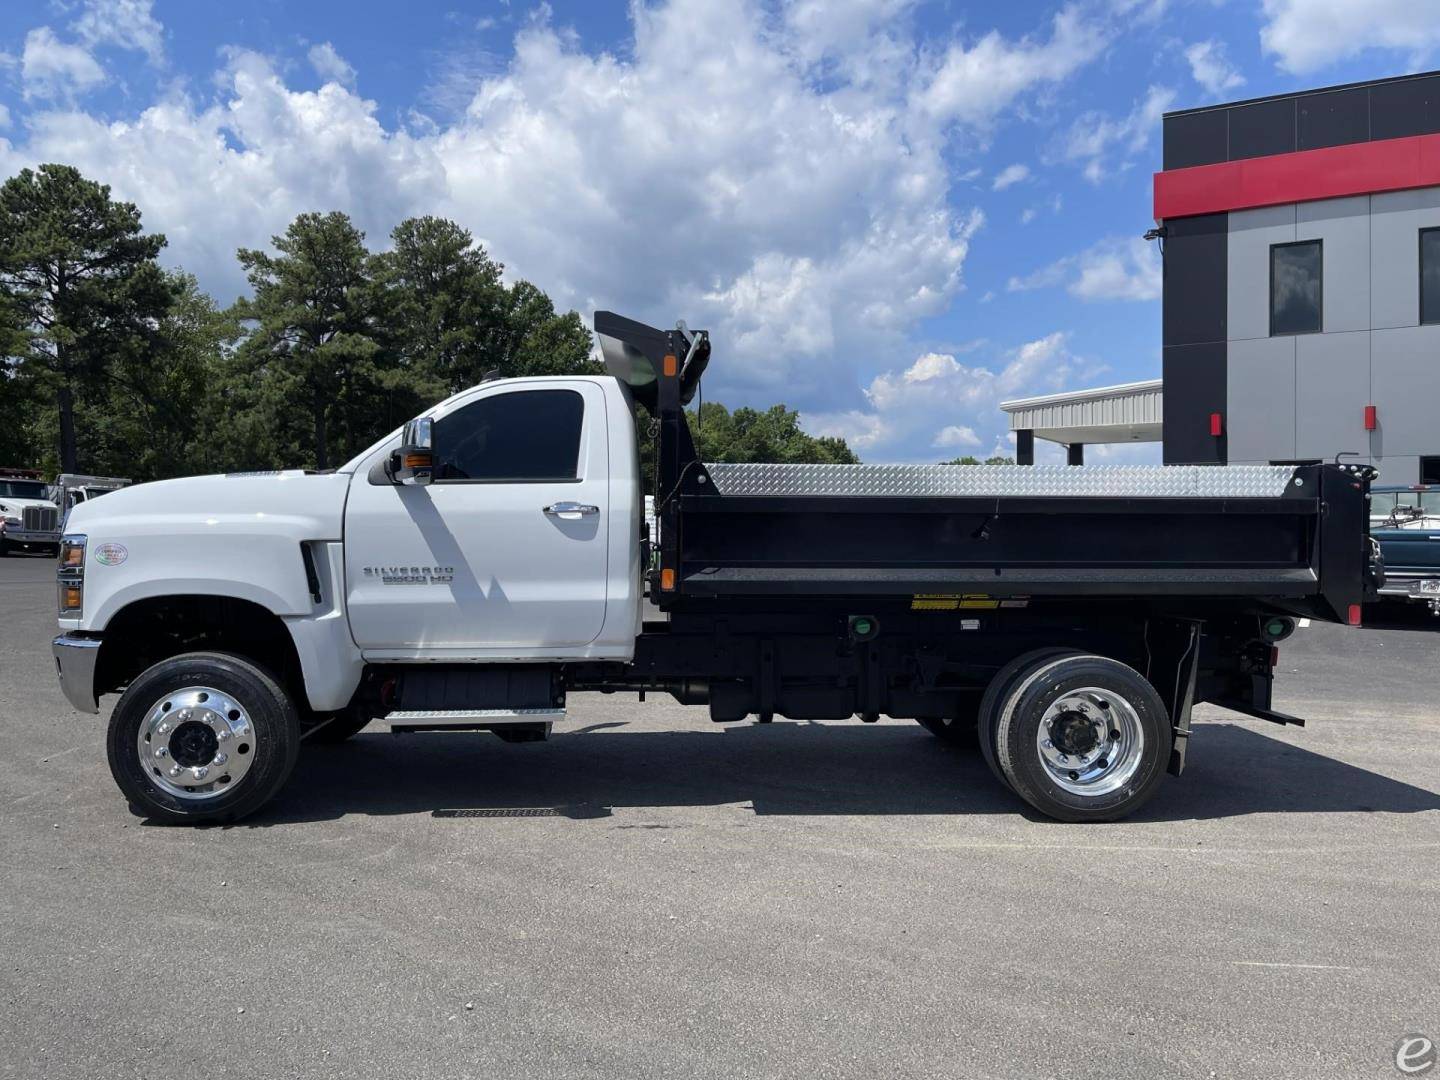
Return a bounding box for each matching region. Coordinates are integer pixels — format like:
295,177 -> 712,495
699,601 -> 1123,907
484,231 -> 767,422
235,212 -> 383,469
635,400 -> 858,489
0,164 -> 172,470
692,401 -> 857,464
942,455 -> 1016,465
0,163 -> 856,479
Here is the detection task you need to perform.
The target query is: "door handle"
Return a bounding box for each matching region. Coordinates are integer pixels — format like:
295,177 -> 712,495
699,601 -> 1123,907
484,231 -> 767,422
544,502 -> 599,517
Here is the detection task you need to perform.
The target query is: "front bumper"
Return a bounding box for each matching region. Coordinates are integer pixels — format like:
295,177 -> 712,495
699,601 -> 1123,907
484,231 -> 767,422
52,634 -> 101,714
6,530 -> 59,545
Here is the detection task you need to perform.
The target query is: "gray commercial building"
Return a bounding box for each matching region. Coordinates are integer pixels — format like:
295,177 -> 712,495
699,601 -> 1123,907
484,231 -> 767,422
1155,70 -> 1440,485
1006,71 -> 1440,483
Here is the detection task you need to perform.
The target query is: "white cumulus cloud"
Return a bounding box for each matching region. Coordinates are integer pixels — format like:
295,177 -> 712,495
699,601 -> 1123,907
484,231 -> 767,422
0,0 -> 1136,427
0,0 -> 1107,413
916,6 -> 1107,129
73,0 -> 164,64
992,163 -> 1031,191
1261,0 -> 1440,75
308,42 -> 356,88
21,28 -> 106,102
1008,236 -> 1160,302
1060,84 -> 1174,183
1184,39 -> 1244,97
804,333 -> 1089,460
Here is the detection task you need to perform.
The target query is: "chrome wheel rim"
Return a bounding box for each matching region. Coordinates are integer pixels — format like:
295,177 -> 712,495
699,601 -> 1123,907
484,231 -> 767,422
1035,686 -> 1143,797
136,686 -> 255,801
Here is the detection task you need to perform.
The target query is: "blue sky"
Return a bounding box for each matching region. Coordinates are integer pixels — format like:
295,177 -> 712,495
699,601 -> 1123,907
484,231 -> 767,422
1,0 -> 1435,463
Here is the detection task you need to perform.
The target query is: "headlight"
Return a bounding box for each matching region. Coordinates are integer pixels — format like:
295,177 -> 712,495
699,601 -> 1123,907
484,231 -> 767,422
57,535 -> 86,615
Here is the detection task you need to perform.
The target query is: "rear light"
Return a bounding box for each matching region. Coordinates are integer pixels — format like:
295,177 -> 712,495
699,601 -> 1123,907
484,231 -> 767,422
1347,603 -> 1362,626
57,535 -> 86,616
1209,412 -> 1224,437
660,568 -> 676,591
1364,405 -> 1378,431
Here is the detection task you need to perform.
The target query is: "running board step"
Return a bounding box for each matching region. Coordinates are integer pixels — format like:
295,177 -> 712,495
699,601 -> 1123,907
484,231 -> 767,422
388,707 -> 564,732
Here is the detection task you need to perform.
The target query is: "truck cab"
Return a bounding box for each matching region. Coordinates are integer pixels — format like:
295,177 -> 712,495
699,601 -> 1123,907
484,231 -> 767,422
0,472 -> 61,555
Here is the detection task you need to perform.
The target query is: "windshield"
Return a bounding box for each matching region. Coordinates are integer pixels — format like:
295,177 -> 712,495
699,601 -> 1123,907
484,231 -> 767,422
0,480 -> 48,500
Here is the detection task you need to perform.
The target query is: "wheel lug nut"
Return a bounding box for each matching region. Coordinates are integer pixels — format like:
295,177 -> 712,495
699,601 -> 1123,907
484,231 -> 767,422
157,723 -> 169,735
213,753 -> 227,766
1043,739 -> 1053,748
217,730 -> 230,741
154,746 -> 168,759
168,765 -> 182,777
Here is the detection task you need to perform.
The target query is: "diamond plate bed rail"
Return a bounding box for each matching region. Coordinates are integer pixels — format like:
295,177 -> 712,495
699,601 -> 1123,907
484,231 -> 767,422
703,463 -> 1301,499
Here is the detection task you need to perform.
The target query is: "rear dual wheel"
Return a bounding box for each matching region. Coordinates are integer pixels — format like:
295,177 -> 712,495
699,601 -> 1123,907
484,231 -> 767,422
980,651 -> 1171,822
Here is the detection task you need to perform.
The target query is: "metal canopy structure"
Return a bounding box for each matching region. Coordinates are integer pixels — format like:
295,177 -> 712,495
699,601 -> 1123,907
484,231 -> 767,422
1000,379 -> 1163,464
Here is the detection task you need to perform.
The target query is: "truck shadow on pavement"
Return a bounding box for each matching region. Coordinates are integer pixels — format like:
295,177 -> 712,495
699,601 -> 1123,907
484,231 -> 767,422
251,718 -> 1440,826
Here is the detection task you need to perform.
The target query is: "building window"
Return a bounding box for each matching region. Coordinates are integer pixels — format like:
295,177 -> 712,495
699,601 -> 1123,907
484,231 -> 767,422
1270,240 -> 1322,336
1421,229 -> 1440,325
1422,456 -> 1440,485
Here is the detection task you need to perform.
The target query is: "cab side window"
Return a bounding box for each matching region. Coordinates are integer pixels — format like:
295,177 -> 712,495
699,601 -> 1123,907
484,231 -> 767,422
433,389 -> 584,482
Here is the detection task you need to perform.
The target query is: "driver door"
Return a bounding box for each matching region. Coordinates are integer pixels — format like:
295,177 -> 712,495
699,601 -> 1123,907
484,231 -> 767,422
344,381 -> 610,656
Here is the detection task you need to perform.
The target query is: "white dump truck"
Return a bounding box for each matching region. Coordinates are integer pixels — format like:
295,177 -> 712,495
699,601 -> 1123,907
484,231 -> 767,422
50,314 -> 1380,826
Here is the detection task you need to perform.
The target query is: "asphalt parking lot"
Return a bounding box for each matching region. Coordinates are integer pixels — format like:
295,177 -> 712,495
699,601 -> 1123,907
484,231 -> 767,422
1,553 -> 1438,1079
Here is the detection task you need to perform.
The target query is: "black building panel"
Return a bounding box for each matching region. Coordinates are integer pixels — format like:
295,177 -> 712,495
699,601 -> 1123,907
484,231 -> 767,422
1297,86 -> 1369,150
1370,74 -> 1440,140
1162,213 -> 1227,347
1164,108 -> 1228,170
1228,97 -> 1297,160
1162,343 -> 1227,465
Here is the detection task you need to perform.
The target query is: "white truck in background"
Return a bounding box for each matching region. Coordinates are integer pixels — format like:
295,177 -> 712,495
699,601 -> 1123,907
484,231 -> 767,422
0,470 -> 62,556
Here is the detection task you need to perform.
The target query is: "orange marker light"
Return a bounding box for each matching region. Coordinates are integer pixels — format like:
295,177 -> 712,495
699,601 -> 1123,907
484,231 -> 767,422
660,568 -> 676,591
62,585 -> 83,611
663,353 -> 678,377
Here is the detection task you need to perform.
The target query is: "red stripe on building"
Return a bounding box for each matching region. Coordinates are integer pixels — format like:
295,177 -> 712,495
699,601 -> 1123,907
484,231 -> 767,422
1154,132 -> 1440,220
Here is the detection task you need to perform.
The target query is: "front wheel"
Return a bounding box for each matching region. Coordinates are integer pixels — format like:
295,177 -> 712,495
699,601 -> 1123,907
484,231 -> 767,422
106,651 -> 301,825
991,653 -> 1171,823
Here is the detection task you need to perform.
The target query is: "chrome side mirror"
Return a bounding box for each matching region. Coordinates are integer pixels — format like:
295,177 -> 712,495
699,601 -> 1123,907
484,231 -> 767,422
390,416 -> 434,486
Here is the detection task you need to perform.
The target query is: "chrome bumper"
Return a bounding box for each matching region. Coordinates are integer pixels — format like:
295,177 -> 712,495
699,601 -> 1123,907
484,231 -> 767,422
1377,575 -> 1440,599
52,634 -> 101,714
6,530 -> 59,544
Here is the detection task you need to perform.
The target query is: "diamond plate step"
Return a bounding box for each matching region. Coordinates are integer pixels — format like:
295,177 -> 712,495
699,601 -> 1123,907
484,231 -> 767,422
387,707 -> 564,730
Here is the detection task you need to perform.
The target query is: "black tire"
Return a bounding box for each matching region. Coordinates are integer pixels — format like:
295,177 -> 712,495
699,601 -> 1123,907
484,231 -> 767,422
977,648 -> 1080,792
991,653 -> 1171,823
916,715 -> 978,745
106,651 -> 301,825
305,704 -> 372,744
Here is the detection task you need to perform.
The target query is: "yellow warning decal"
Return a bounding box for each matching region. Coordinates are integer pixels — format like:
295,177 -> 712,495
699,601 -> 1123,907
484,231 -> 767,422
911,593 -> 1001,611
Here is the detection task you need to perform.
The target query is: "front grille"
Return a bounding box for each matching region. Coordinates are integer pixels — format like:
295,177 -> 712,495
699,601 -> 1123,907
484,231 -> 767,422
23,506 -> 58,532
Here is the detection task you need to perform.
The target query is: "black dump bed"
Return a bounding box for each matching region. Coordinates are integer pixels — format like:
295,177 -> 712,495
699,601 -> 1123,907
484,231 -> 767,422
595,312 -> 1376,625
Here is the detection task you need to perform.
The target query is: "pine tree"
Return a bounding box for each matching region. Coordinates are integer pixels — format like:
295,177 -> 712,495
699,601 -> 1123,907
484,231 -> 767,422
0,164 -> 171,471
